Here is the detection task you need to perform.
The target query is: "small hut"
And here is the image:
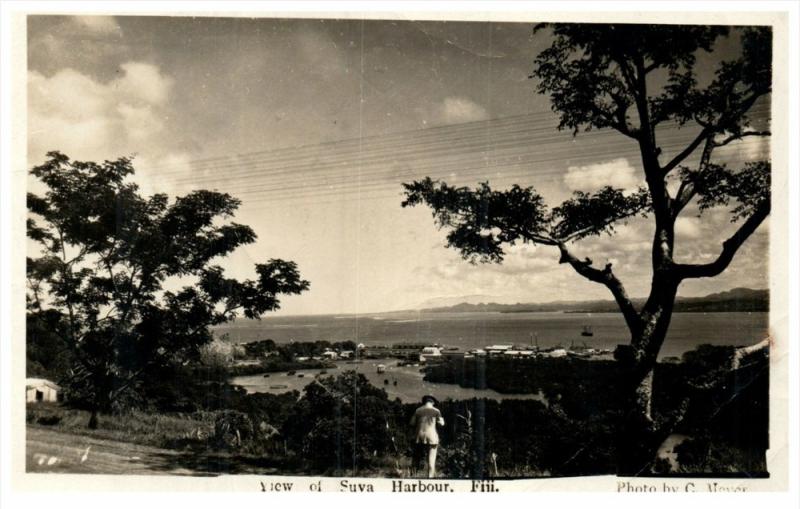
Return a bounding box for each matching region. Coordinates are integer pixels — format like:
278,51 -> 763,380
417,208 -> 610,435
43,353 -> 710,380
25,378 -> 61,403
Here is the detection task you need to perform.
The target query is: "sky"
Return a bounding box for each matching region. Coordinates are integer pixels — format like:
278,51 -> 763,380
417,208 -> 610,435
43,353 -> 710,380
26,15 -> 771,315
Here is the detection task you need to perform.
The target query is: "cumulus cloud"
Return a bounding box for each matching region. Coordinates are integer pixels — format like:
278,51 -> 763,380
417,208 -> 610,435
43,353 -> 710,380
437,96 -> 489,124
134,152 -> 192,196
71,16 -> 121,34
674,217 -> 702,239
563,157 -> 642,192
113,62 -> 174,105
28,62 -> 175,165
720,135 -> 770,163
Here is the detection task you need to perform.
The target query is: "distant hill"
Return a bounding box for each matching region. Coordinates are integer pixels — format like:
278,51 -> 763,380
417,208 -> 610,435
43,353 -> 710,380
416,294 -> 510,309
419,287 -> 768,314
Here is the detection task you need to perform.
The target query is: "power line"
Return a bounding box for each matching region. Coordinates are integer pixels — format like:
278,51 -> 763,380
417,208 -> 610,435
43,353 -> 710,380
145,106 -> 769,188
141,110 -> 563,172
163,138 -> 767,201
219,152 -> 768,210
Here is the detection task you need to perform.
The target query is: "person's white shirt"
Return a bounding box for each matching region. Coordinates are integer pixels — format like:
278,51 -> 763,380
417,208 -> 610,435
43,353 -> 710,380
411,402 -> 444,444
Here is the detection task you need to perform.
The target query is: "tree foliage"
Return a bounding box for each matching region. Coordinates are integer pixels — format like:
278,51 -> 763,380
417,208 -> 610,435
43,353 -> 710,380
283,372 -> 402,473
26,152 -> 310,418
402,24 -> 772,469
403,24 -> 771,330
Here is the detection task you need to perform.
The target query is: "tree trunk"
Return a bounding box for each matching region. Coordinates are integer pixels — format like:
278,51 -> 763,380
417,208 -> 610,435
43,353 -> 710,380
617,360 -> 661,475
617,279 -> 677,475
88,408 -> 99,429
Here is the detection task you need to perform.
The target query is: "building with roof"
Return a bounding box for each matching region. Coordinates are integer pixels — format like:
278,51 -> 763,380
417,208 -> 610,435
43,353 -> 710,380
25,378 -> 61,403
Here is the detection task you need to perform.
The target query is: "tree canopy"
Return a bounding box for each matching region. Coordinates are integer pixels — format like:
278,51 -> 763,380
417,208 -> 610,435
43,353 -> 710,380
403,25 -> 770,331
402,25 -> 771,454
27,152 -> 310,418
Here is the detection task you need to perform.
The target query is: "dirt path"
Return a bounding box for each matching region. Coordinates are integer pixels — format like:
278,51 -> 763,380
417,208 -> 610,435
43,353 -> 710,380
27,427 -> 283,476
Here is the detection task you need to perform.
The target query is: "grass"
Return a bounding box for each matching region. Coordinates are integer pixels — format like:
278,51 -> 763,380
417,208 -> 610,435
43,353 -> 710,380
26,403 -> 217,450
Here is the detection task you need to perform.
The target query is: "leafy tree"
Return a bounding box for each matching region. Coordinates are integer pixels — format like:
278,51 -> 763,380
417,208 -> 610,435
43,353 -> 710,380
402,25 -> 771,473
283,372 -> 401,474
27,152 -> 310,427
26,308 -> 73,380
242,338 -> 278,358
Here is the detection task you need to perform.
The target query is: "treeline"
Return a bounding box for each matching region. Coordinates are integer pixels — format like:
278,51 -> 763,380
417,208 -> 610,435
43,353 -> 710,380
225,359 -> 334,377
242,339 -> 357,360
424,356 -> 622,419
423,344 -> 769,476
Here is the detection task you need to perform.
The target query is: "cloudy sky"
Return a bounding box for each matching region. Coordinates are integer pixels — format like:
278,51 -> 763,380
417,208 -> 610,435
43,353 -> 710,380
27,15 -> 770,315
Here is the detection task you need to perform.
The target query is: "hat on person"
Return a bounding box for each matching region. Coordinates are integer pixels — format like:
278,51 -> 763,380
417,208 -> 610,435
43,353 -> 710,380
421,394 -> 438,405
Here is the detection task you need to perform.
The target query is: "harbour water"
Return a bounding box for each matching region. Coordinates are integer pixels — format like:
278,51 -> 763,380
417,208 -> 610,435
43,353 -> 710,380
217,311 -> 768,360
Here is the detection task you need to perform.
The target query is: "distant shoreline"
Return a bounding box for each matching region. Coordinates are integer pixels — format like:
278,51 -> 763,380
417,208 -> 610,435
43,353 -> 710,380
420,288 -> 768,315
215,287 -> 768,320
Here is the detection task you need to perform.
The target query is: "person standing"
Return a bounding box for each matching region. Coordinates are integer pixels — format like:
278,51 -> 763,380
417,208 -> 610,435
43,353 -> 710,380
410,395 -> 444,478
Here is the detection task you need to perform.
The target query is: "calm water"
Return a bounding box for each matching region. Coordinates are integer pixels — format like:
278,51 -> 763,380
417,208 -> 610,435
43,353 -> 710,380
232,359 -> 548,403
216,311 -> 768,360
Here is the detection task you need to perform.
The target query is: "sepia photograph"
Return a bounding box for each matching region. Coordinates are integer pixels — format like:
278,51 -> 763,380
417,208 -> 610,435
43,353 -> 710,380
5,5 -> 795,494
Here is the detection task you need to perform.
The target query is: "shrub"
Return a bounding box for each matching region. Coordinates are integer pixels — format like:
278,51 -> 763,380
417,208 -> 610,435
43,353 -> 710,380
36,414 -> 62,425
213,410 -> 254,449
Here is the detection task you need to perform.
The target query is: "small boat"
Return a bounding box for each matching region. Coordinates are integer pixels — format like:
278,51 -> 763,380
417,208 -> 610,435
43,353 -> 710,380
581,325 -> 594,337
545,348 -> 568,358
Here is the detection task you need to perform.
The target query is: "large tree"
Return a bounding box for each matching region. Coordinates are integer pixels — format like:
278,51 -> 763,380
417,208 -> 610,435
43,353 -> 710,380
27,152 -> 310,427
402,24 -> 771,473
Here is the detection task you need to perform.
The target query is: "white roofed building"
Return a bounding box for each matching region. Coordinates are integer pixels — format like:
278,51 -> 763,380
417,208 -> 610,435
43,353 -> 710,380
26,378 -> 61,403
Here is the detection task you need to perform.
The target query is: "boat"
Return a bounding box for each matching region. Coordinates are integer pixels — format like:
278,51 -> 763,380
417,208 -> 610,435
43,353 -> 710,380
581,325 -> 594,337
568,341 -> 597,358
544,348 -> 568,358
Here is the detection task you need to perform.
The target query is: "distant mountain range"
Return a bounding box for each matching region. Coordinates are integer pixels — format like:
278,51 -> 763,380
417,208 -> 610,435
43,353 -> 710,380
416,294 -> 510,309
418,287 -> 769,314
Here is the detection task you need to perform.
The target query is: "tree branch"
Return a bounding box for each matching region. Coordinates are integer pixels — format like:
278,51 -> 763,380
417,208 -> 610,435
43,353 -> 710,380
523,231 -> 559,246
731,337 -> 770,370
557,207 -> 648,244
672,134 -> 717,216
664,86 -> 769,176
712,130 -> 771,148
661,127 -> 711,175
588,102 -> 637,138
686,337 -> 769,392
557,242 -> 641,333
672,180 -> 696,217
56,227 -> 81,346
675,199 -> 770,279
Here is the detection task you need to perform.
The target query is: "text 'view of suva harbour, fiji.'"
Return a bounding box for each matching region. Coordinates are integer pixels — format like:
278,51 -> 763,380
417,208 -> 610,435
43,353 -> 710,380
20,13 -> 781,489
